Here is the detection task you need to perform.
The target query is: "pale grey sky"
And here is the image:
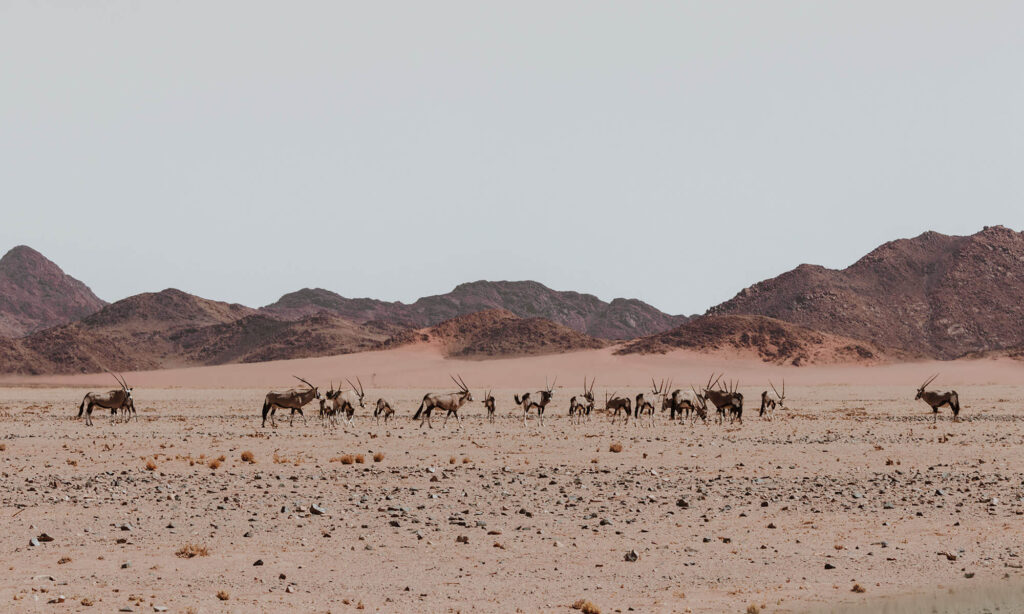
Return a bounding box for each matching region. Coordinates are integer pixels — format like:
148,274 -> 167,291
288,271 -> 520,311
2,2 -> 1022,315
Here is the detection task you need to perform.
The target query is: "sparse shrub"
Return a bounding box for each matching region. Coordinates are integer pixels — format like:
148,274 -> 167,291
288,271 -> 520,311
145,459 -> 157,471
373,452 -> 384,463
217,454 -> 226,462
67,459 -> 78,466
591,458 -> 598,464
462,457 -> 471,464
852,583 -> 866,593
449,456 -> 457,464
81,597 -> 94,606
355,454 -> 365,464
240,451 -> 255,463
572,599 -> 601,614
175,543 -> 209,559
216,590 -> 229,601
334,454 -> 354,465
57,557 -> 71,565
609,442 -> 623,453
208,458 -> 221,470
746,605 -> 760,614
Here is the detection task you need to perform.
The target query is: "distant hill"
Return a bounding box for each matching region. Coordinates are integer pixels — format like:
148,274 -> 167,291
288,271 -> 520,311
707,226 -> 1024,359
616,314 -> 887,365
386,309 -> 608,359
262,280 -> 687,340
0,245 -> 106,337
0,289 -> 392,374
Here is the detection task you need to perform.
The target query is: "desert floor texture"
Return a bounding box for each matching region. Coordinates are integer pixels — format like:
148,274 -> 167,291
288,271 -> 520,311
1,349 -> 1023,613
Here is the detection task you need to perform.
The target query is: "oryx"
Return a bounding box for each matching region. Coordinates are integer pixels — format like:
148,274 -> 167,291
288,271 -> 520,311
569,377 -> 595,425
373,396 -> 396,426
413,374 -> 474,429
761,380 -> 785,420
481,389 -> 496,424
665,385 -> 699,422
261,376 -> 320,428
703,374 -> 744,425
77,372 -> 135,426
915,374 -> 961,422
634,379 -> 665,427
326,377 -> 366,426
605,390 -> 632,425
516,377 -> 556,427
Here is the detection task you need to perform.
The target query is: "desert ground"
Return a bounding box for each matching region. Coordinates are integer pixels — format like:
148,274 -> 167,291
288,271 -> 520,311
2,348 -> 1024,613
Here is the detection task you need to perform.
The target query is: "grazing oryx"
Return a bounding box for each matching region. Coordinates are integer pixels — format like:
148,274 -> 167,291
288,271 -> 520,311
326,378 -> 366,426
373,397 -> 396,426
605,390 -> 632,425
915,374 -> 961,422
481,389 -> 496,424
516,377 -> 556,426
569,377 -> 595,425
665,386 -> 699,422
689,385 -> 709,425
413,374 -> 473,429
703,374 -> 744,425
77,372 -> 135,426
634,379 -> 665,427
261,376 -> 320,428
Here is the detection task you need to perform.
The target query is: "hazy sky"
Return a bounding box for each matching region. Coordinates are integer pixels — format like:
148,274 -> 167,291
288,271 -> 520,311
2,2 -> 1022,315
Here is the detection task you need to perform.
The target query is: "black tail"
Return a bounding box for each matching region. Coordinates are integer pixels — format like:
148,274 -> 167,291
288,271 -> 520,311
514,394 -> 522,405
413,396 -> 427,420
261,400 -> 271,424
78,396 -> 87,418
951,391 -> 961,416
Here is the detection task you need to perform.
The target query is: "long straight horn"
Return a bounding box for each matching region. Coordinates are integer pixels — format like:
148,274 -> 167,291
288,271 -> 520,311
550,376 -> 556,392
770,380 -> 780,398
450,374 -> 462,390
294,375 -> 314,389
357,376 -> 365,396
459,374 -> 469,391
589,378 -> 595,395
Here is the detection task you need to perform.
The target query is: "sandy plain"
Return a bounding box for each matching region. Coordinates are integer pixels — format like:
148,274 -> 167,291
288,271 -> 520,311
1,347 -> 1023,613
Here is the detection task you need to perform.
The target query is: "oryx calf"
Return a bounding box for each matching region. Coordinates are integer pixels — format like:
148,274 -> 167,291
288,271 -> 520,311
374,397 -> 396,426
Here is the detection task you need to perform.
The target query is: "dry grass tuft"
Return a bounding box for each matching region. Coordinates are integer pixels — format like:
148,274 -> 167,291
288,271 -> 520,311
609,442 -> 623,453
240,450 -> 255,463
449,456 -> 457,464
0,443 -> 5,452
145,458 -> 157,471
591,457 -> 599,464
462,456 -> 471,464
355,454 -> 366,464
852,583 -> 866,593
373,451 -> 385,463
332,454 -> 354,465
216,590 -> 229,601
572,599 -> 601,614
58,556 -> 71,565
175,543 -> 209,559
81,597 -> 94,606
746,605 -> 760,614
208,458 -> 221,470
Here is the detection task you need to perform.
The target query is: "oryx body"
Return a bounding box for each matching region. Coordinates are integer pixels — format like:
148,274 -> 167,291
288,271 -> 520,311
78,373 -> 135,426
261,376 -> 320,427
915,374 -> 961,422
413,375 -> 473,429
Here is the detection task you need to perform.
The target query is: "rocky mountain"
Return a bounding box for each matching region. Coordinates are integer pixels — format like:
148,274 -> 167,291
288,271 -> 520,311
0,289 -> 393,374
385,309 -> 608,359
707,226 -> 1024,359
617,314 -> 886,365
0,245 -> 106,337
262,280 -> 687,340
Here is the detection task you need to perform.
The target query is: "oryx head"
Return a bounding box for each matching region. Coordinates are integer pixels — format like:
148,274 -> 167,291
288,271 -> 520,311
916,374 -> 938,400
770,380 -> 786,406
451,374 -> 473,402
109,371 -> 133,402
347,377 -> 366,408
583,377 -> 595,403
294,375 -> 320,400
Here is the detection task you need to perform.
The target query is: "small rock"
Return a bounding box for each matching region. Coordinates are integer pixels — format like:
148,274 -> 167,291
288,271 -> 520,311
456,535 -> 469,544
253,559 -> 264,566
883,502 -> 894,509
153,607 -> 168,612
676,498 -> 689,509
824,563 -> 836,570
36,533 -> 54,543
285,585 -> 295,593
121,561 -> 131,569
309,504 -> 325,516
624,549 -> 639,562
28,537 -> 39,547
120,523 -> 133,532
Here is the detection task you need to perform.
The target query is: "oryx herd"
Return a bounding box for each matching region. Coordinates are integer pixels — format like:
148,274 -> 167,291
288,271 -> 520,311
72,371 -> 966,427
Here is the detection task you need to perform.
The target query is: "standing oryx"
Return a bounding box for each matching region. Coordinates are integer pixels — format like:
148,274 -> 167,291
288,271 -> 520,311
515,377 -> 556,427
77,372 -> 135,426
760,380 -> 785,420
373,396 -> 396,426
634,379 -> 665,427
481,389 -> 496,424
261,376 -> 320,428
688,385 -> 709,425
325,378 -> 366,426
703,374 -> 744,425
569,377 -> 595,425
605,390 -> 632,425
413,374 -> 474,429
915,374 -> 961,422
